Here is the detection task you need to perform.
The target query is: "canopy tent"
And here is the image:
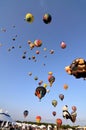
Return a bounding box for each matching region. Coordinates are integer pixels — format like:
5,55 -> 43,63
0,113 -> 14,122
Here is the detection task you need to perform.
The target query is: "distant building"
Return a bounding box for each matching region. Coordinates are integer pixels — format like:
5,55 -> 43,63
76,126 -> 86,130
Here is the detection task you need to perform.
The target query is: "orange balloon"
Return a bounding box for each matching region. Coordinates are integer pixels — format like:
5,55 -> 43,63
63,84 -> 68,90
36,116 -> 41,123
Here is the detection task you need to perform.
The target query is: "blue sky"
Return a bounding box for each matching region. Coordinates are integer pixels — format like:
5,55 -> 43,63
0,0 -> 86,126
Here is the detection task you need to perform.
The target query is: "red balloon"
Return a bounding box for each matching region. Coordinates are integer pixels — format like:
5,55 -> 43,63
56,118 -> 62,127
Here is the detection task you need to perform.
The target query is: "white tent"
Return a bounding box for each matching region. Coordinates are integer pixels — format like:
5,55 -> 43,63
0,112 -> 14,122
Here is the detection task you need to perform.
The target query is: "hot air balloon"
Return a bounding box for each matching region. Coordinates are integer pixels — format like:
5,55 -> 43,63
43,48 -> 47,51
30,43 -> 35,50
1,28 -> 6,32
23,51 -> 27,54
71,111 -> 77,123
28,57 -> 31,60
62,105 -> 77,123
48,72 -> 53,75
12,38 -> 15,41
19,45 -> 22,48
48,75 -> 55,86
43,13 -> 52,24
28,72 -> 32,76
34,76 -> 38,80
72,106 -> 77,112
59,94 -> 64,101
52,100 -> 57,107
60,41 -> 66,49
23,110 -> 28,118
46,89 -> 50,93
36,116 -> 41,123
35,86 -> 46,100
63,84 -> 68,90
32,56 -> 36,60
38,80 -> 43,85
49,50 -> 54,54
8,48 -> 11,52
43,83 -> 48,88
28,40 -> 35,50
34,39 -> 42,47
52,111 -> 56,116
25,13 -> 34,23
36,50 -> 40,54
11,46 -> 15,49
56,118 -> 62,127
62,105 -> 71,120
22,55 -> 26,59
65,58 -> 86,79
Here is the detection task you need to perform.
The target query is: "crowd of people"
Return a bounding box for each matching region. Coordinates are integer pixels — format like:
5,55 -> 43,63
0,121 -> 57,130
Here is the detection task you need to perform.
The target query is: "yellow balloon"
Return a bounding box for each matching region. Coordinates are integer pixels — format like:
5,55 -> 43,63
48,71 -> 53,75
25,13 -> 34,23
43,83 -> 48,88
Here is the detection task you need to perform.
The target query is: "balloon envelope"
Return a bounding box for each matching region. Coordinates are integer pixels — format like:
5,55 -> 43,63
65,58 -> 86,79
56,118 -> 62,127
72,106 -> 77,112
48,75 -> 55,85
28,72 -> 32,76
25,13 -> 34,23
38,80 -> 43,85
43,83 -> 48,88
36,116 -> 41,123
63,84 -> 68,90
36,50 -> 40,54
35,86 -> 46,100
50,50 -> 54,54
43,14 -> 52,24
48,72 -> 53,75
71,111 -> 77,123
59,94 -> 64,101
23,110 -> 28,118
52,100 -> 57,107
52,111 -> 56,116
60,41 -> 66,49
34,40 -> 42,47
34,76 -> 38,80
